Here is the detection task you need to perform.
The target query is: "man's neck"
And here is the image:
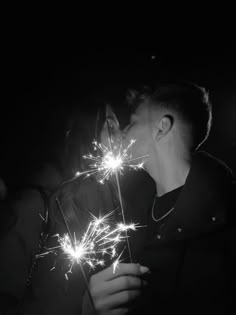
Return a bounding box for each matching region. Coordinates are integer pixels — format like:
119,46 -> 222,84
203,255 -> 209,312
147,153 -> 191,197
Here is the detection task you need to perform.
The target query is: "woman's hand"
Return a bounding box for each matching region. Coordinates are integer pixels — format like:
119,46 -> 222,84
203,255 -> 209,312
82,263 -> 149,315
100,105 -> 122,150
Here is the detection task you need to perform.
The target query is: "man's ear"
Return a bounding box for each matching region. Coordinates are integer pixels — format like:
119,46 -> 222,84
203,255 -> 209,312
155,115 -> 173,141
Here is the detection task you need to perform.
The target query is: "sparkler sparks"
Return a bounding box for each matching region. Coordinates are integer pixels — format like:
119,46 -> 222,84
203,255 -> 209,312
37,212 -> 140,274
53,109 -> 147,271
73,138 -> 147,184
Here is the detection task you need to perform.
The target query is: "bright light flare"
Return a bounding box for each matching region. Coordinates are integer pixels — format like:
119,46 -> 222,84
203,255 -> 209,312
59,234 -> 89,263
74,139 -> 148,184
103,153 -> 122,170
37,212 -> 140,274
61,138 -> 148,187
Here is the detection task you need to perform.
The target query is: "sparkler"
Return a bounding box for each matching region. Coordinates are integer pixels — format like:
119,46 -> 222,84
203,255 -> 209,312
72,106 -> 147,262
37,201 -> 140,310
55,217 -> 138,271
59,106 -> 148,262
104,110 -> 134,263
67,138 -> 146,185
38,210 -> 139,272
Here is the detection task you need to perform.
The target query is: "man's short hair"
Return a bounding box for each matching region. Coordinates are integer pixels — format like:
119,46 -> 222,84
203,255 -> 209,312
127,82 -> 212,151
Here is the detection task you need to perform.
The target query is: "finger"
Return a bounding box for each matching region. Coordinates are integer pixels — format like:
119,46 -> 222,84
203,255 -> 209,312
106,117 -> 119,131
101,276 -> 146,296
105,104 -> 120,129
89,281 -> 110,301
102,308 -> 129,315
96,289 -> 141,310
100,308 -> 129,315
101,121 -> 109,139
90,276 -> 147,303
100,122 -> 115,148
101,118 -> 121,141
109,263 -> 149,280
94,263 -> 149,282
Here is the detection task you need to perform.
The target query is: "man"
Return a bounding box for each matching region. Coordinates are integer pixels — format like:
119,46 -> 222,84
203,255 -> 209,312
0,83 -> 233,315
84,83 -> 234,314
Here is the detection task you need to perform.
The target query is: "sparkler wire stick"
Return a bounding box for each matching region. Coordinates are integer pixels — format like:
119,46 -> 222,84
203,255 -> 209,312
114,171 -> 132,262
79,264 -> 96,313
106,118 -> 133,263
55,198 -> 96,312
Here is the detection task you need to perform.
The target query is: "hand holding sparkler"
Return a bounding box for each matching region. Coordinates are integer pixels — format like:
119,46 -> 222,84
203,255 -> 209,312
82,263 -> 149,315
38,204 -> 142,313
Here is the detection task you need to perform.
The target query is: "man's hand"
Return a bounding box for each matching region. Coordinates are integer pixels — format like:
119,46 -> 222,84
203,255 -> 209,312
82,263 -> 149,315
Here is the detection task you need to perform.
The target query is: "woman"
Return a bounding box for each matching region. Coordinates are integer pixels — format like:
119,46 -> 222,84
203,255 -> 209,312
0,106 -> 126,314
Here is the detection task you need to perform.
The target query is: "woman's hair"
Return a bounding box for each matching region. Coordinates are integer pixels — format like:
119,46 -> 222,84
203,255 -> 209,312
47,105 -> 119,233
47,107 -> 97,230
48,178 -> 89,234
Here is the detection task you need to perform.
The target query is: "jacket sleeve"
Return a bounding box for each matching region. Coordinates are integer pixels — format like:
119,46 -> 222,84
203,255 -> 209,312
0,189 -> 46,314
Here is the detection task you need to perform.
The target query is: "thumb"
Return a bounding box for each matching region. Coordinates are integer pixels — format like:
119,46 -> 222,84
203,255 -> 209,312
105,104 -> 120,130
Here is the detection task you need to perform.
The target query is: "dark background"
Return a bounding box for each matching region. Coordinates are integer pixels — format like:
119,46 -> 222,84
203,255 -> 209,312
1,34 -> 236,191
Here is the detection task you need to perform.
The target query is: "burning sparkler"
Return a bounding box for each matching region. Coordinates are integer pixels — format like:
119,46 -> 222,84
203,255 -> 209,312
70,138 -> 147,184
59,220 -> 137,271
58,105 -> 147,264
37,211 -> 139,273
73,105 -> 147,262
37,205 -> 140,311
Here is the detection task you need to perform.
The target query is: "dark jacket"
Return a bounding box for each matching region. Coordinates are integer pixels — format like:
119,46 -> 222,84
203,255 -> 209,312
126,151 -> 235,314
0,151 -> 235,314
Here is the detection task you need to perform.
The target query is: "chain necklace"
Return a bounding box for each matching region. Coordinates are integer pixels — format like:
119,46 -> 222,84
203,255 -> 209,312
151,194 -> 175,223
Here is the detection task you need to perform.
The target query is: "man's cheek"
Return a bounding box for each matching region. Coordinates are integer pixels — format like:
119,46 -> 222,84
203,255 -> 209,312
130,140 -> 144,158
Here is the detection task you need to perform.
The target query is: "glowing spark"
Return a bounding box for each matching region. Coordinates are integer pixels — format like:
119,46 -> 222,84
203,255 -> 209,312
117,223 -> 137,231
37,212 -> 140,274
72,139 -> 147,184
113,248 -> 125,273
39,213 -> 46,221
